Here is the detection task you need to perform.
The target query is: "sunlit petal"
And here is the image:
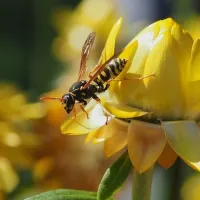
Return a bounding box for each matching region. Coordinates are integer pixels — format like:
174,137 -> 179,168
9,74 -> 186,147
61,102 -> 112,134
103,102 -> 148,118
158,143 -> 177,169
162,121 -> 200,170
128,120 -> 166,173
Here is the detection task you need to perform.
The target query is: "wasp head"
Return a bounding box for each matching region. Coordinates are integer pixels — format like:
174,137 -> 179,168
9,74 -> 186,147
62,93 -> 75,114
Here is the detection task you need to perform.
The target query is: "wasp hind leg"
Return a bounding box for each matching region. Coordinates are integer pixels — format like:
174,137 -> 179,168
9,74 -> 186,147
107,73 -> 155,83
92,94 -> 109,125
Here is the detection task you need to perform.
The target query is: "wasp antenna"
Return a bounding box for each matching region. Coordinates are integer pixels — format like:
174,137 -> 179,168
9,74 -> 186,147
40,96 -> 64,102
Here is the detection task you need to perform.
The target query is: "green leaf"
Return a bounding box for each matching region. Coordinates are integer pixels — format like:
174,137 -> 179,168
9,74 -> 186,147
24,189 -> 98,200
97,151 -> 132,200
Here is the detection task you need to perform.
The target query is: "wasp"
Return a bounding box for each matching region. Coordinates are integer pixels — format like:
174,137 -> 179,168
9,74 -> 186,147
40,32 -> 154,124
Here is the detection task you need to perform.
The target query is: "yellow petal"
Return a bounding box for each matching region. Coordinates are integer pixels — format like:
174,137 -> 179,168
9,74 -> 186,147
118,40 -> 138,76
190,39 -> 200,81
128,120 -> 166,173
61,101 -> 112,134
100,18 -> 122,63
109,40 -> 139,101
162,121 -> 200,171
171,23 -> 193,86
103,118 -> 128,157
0,157 -> 18,192
85,127 -> 107,143
143,32 -> 185,118
108,35 -> 139,100
185,80 -> 200,120
103,102 -> 148,118
158,143 -> 177,169
182,158 -> 200,172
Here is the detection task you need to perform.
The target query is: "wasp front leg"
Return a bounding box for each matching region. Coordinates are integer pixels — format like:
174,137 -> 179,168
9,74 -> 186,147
77,99 -> 89,119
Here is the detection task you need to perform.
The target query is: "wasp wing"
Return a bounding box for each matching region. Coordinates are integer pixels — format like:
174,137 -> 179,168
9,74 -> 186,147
77,32 -> 96,81
83,48 -> 124,89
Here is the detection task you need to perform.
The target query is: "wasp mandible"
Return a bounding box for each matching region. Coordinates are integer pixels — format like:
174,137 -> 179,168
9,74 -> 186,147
40,32 -> 154,124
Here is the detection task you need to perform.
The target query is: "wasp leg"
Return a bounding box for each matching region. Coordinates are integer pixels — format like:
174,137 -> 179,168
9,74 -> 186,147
78,99 -> 87,106
76,99 -> 89,119
96,83 -> 110,93
92,94 -> 109,125
107,73 -> 155,82
72,106 -> 77,120
80,104 -> 89,119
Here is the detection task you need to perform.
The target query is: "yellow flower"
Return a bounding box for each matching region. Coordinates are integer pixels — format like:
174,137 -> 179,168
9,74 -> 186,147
61,18 -> 200,174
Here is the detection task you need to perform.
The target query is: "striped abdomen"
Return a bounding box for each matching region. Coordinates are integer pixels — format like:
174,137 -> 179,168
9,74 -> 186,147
93,58 -> 128,85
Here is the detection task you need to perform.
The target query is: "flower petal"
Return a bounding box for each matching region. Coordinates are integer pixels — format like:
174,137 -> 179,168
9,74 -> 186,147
158,143 -> 177,169
185,80 -> 200,120
190,39 -> 200,81
103,102 -> 148,118
103,118 -> 128,157
85,127 -> 107,144
100,18 -> 122,63
61,101 -> 112,134
182,158 -> 200,172
162,121 -> 200,171
171,23 -> 193,85
113,31 -> 185,119
128,120 -> 166,173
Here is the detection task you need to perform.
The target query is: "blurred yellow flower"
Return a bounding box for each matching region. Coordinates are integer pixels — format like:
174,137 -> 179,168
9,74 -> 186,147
0,83 -> 45,195
181,174 -> 200,200
60,18 -> 200,174
52,0 -> 117,63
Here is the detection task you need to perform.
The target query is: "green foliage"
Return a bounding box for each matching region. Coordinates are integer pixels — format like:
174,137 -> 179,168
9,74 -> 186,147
24,189 -> 103,200
97,151 -> 132,200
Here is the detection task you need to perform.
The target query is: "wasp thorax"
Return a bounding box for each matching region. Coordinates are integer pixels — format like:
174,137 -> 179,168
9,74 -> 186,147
62,93 -> 75,114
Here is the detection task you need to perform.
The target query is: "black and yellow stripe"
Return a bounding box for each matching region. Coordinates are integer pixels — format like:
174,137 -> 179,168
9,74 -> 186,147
93,58 -> 128,85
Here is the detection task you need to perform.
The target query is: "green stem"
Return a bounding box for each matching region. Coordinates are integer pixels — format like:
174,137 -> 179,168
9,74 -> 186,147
132,166 -> 154,200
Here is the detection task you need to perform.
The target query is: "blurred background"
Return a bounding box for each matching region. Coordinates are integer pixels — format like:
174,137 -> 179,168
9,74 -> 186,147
0,0 -> 200,199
